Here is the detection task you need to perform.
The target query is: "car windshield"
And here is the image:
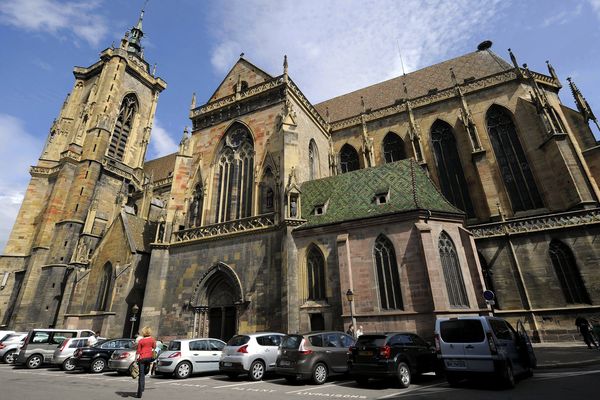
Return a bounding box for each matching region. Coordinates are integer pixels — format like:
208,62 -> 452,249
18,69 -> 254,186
356,335 -> 387,347
226,335 -> 250,347
440,320 -> 485,343
92,340 -> 108,348
168,341 -> 181,351
281,335 -> 302,350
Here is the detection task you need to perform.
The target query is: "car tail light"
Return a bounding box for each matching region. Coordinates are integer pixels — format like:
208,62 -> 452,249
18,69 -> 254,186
486,332 -> 498,355
434,334 -> 441,354
59,339 -> 69,351
117,352 -> 130,360
298,339 -> 312,356
168,352 -> 181,358
379,345 -> 391,359
237,345 -> 248,354
0,343 -> 5,350
349,346 -> 356,353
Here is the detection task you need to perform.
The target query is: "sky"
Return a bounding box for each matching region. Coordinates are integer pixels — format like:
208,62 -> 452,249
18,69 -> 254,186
0,0 -> 599,251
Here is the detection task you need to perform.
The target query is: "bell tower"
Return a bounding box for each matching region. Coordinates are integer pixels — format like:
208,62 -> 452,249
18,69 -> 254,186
0,9 -> 166,329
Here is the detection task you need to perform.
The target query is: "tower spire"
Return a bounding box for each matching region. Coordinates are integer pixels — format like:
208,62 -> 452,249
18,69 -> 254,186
125,3 -> 147,57
568,77 -> 600,132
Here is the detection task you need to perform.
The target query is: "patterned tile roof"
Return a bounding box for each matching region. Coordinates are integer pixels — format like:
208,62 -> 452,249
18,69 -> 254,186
298,159 -> 463,229
143,152 -> 177,183
315,49 -> 513,123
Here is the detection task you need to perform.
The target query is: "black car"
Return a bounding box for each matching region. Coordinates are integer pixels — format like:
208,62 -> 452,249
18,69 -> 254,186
348,332 -> 440,388
73,339 -> 136,373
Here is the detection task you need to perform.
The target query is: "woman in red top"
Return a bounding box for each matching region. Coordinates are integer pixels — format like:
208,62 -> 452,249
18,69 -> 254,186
135,326 -> 156,398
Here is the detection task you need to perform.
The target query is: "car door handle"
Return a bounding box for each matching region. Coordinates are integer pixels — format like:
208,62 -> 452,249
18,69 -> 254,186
212,354 -> 218,356
193,353 -> 199,356
325,351 -> 332,354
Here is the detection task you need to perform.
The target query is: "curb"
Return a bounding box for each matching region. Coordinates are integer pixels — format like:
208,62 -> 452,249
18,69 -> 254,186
536,359 -> 600,370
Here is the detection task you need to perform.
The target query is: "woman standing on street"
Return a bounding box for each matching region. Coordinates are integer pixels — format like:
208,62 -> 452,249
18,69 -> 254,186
135,326 -> 156,398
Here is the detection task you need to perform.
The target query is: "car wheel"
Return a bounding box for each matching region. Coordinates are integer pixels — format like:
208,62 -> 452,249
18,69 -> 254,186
397,362 -> 411,388
501,363 -> 515,389
312,363 -> 328,385
91,358 -> 107,373
523,367 -> 534,378
174,361 -> 192,379
355,377 -> 369,386
226,372 -> 239,380
26,354 -> 43,369
3,350 -> 16,364
62,358 -> 76,372
249,360 -> 265,381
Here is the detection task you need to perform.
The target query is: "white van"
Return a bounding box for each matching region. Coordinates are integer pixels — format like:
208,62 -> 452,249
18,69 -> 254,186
434,316 -> 536,388
15,329 -> 95,369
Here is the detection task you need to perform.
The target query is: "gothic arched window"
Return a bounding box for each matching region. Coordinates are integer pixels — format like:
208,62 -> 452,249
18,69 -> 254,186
309,139 -> 319,180
96,263 -> 112,311
549,239 -> 590,304
307,245 -> 326,301
486,105 -> 543,212
214,124 -> 254,222
439,231 -> 469,307
189,182 -> 204,227
431,120 -> 474,217
374,235 -> 402,310
108,94 -> 138,161
382,132 -> 406,163
339,144 -> 359,173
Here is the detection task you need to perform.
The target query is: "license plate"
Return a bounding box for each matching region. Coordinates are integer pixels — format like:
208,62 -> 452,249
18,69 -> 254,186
358,351 -> 372,356
280,360 -> 290,366
445,359 -> 466,368
223,362 -> 232,367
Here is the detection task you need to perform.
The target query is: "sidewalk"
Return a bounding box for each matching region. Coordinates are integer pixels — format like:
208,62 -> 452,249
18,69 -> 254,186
533,342 -> 600,369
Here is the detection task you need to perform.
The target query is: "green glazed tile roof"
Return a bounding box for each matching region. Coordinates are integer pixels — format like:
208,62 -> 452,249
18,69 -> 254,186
298,159 -> 463,229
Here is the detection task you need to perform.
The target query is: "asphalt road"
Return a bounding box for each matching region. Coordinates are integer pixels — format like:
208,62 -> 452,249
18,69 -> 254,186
0,363 -> 599,400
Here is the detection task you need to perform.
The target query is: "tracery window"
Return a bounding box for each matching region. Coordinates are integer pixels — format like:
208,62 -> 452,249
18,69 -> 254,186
430,120 -> 474,217
108,94 -> 137,161
549,239 -> 590,304
189,183 -> 204,227
339,144 -> 359,173
96,263 -> 112,311
382,132 -> 406,163
307,245 -> 326,301
214,124 -> 254,222
374,235 -> 403,310
309,140 -> 319,180
486,105 -> 543,212
439,231 -> 469,307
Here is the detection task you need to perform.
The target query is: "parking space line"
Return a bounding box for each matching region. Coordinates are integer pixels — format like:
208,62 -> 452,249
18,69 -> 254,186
153,376 -> 214,385
285,383 -> 341,394
213,380 -> 265,389
376,382 -> 446,399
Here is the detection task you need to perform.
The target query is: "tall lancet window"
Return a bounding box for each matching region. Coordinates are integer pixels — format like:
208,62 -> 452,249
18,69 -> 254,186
549,239 -> 590,304
439,231 -> 469,308
339,144 -> 360,173
307,245 -> 326,301
374,235 -> 403,310
486,105 -> 543,212
189,183 -> 204,227
382,132 -> 406,163
430,120 -> 475,217
214,124 -> 254,222
96,263 -> 112,311
108,94 -> 138,161
308,139 -> 319,180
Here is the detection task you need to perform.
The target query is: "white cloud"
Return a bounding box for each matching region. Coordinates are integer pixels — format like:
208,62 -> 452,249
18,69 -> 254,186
148,118 -> 178,159
542,4 -> 582,27
207,0 -> 503,103
590,0 -> 600,16
0,114 -> 43,253
0,0 -> 108,46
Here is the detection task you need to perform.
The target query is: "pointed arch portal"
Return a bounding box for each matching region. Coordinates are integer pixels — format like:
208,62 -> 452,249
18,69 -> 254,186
190,263 -> 245,341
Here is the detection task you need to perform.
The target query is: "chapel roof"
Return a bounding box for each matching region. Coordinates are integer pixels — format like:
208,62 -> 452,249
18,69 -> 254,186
121,211 -> 156,253
143,152 -> 177,183
315,49 -> 513,123
298,159 -> 463,229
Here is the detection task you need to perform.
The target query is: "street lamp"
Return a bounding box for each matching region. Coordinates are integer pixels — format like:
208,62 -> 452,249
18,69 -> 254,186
130,304 -> 139,338
346,289 -> 355,333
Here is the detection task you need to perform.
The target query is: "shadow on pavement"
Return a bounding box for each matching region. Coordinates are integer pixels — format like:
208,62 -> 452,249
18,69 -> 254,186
115,391 -> 137,398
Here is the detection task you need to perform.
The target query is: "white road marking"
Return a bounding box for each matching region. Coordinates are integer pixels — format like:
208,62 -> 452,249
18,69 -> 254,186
284,382 -> 355,394
376,382 -> 447,399
153,376 -> 214,385
213,380 -> 266,388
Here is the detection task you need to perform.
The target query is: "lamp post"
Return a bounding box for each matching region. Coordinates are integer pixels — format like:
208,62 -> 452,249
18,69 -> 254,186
130,304 -> 139,338
346,289 -> 355,333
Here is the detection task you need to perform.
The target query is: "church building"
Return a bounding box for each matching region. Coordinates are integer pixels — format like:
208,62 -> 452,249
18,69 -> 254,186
1,12 -> 598,343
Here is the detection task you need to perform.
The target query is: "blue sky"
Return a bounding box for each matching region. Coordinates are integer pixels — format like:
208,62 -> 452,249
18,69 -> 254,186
0,0 -> 599,250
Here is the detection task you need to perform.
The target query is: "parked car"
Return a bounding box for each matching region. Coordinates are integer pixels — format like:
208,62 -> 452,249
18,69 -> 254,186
0,332 -> 27,364
15,329 -> 95,369
108,348 -> 137,375
156,338 -> 226,379
219,333 -> 285,381
73,338 -> 136,373
348,332 -> 440,388
275,331 -> 355,385
435,316 -> 536,388
0,330 -> 16,342
51,337 -> 90,371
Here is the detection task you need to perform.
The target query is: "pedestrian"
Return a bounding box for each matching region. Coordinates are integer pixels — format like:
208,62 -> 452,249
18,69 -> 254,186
135,326 -> 156,398
346,323 -> 355,338
150,338 -> 163,375
575,316 -> 599,349
356,325 -> 364,338
87,331 -> 101,347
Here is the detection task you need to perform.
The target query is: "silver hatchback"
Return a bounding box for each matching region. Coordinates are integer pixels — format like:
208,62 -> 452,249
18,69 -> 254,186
108,348 -> 137,375
156,338 -> 226,379
51,337 -> 90,371
219,333 -> 285,381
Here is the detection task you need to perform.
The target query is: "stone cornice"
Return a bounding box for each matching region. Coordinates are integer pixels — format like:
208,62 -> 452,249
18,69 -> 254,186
470,208 -> 600,238
102,156 -> 143,188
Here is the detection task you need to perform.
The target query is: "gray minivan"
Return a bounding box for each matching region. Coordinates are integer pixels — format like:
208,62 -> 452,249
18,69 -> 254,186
16,329 -> 95,369
434,316 -> 536,388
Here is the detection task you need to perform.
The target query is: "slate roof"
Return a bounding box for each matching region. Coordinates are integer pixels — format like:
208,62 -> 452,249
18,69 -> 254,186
144,153 -> 177,183
298,159 -> 463,229
315,49 -> 513,123
121,211 -> 156,253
